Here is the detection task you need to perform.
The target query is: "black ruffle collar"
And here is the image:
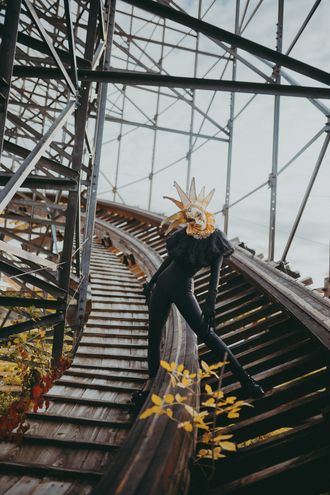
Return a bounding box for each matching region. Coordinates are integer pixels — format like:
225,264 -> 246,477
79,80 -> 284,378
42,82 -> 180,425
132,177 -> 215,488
165,228 -> 234,271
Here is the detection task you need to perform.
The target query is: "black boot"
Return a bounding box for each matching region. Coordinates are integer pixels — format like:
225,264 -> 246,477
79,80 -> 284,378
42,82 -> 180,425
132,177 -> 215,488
241,374 -> 265,398
130,389 -> 150,415
129,378 -> 154,415
202,330 -> 265,398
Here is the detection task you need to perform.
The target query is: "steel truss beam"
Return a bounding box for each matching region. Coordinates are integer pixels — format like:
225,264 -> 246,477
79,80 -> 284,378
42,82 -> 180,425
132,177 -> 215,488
22,0 -> 76,94
121,0 -> 330,86
11,68 -> 330,98
100,115 -> 228,142
0,101 -> 76,211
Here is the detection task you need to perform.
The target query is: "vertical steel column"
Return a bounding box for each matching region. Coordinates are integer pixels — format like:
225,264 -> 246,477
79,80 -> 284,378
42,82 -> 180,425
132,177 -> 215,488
113,5 -> 133,202
223,0 -> 240,234
148,18 -> 166,210
186,0 -> 202,192
268,0 -> 284,260
0,0 -> 22,161
51,0 -> 100,366
63,0 -> 79,89
72,0 -> 100,278
281,125 -> 330,262
77,0 -> 117,329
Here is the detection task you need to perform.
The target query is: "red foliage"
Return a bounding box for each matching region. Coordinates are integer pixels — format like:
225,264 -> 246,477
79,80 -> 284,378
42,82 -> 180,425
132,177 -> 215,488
0,356 -> 71,441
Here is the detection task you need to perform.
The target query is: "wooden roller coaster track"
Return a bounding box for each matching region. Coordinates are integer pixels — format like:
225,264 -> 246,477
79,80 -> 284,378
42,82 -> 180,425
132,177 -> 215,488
0,200 -> 329,495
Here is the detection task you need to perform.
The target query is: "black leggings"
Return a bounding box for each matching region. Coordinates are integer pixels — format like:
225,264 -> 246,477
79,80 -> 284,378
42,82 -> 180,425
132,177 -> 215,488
148,260 -> 250,384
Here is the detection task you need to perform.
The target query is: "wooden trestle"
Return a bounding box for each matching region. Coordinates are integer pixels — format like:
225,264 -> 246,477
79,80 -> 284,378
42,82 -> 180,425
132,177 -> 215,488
0,200 -> 329,495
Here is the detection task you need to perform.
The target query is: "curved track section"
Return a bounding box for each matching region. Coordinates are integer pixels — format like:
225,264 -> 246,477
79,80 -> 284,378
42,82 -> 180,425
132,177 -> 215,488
94,200 -> 330,495
0,200 -> 329,495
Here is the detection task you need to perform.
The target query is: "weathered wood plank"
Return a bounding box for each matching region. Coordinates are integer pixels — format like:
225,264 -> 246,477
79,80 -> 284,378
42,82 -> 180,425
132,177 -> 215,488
208,445 -> 330,495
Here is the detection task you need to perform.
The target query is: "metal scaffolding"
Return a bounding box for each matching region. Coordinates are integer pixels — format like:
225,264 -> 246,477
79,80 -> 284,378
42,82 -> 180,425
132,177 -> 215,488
0,0 -> 115,365
0,0 -> 329,365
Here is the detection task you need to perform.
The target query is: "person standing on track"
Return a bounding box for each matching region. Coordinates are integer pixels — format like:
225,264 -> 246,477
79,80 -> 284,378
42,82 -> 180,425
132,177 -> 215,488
142,178 -> 264,398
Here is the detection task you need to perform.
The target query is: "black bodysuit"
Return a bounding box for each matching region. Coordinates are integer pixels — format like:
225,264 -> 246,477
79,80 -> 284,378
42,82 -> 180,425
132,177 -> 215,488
147,228 -> 251,385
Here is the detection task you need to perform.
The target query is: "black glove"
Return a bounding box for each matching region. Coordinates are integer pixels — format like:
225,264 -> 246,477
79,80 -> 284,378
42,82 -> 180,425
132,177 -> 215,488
142,282 -> 153,305
202,299 -> 216,328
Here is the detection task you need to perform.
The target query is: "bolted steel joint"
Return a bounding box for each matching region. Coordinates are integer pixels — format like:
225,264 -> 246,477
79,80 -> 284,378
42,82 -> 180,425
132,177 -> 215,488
325,116 -> 330,133
268,173 -> 277,188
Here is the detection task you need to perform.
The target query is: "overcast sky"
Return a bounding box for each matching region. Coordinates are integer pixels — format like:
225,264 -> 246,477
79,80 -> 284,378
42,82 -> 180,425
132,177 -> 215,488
97,0 -> 330,288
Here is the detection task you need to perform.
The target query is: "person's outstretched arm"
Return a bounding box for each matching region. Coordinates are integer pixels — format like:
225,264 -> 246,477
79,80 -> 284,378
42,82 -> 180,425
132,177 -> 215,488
202,255 -> 223,325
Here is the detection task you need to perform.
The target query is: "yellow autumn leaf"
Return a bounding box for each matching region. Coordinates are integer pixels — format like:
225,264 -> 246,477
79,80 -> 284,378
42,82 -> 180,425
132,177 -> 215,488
195,410 -> 208,419
219,441 -> 237,451
227,411 -> 240,419
209,361 -> 226,370
165,408 -> 173,418
139,405 -> 162,419
212,447 -> 226,459
226,396 -> 237,404
183,404 -> 195,416
170,362 -> 177,370
213,434 -> 233,442
195,421 -> 209,431
194,413 -> 209,427
215,408 -> 225,415
202,432 -> 212,443
204,384 -> 212,394
160,360 -> 171,371
177,376 -> 191,388
202,398 -> 215,407
175,393 -> 187,403
151,394 -> 162,406
226,407 -> 240,413
197,448 -> 209,457
178,421 -> 193,432
164,394 -> 174,404
201,360 -> 210,373
177,364 -> 184,372
213,390 -> 224,399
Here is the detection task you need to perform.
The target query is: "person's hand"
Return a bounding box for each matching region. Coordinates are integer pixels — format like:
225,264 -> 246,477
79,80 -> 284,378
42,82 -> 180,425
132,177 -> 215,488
142,282 -> 152,305
202,299 -> 216,328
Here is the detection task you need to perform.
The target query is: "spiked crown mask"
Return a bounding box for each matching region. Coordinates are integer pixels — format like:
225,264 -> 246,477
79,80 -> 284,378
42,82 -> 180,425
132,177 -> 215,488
160,178 -> 216,238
